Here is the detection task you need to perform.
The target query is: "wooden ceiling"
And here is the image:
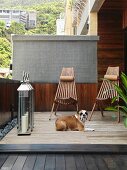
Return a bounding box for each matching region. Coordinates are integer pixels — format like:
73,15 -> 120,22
102,0 -> 127,10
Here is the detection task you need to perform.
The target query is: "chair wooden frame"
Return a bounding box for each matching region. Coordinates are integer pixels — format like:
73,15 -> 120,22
49,67 -> 78,120
89,66 -> 120,122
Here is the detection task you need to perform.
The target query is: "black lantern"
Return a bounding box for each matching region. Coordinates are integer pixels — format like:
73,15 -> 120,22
17,72 -> 34,135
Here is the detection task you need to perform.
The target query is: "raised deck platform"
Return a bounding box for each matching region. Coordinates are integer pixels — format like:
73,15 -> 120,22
0,111 -> 127,144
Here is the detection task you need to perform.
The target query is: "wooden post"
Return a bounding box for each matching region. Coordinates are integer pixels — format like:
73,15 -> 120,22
64,0 -> 74,35
88,12 -> 98,35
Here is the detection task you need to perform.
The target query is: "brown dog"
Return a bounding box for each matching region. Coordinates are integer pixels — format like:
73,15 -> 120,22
55,110 -> 88,131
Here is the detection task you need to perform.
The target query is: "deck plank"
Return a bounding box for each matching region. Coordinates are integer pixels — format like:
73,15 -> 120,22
1,154 -> 18,170
74,154 -> 87,170
22,155 -> 36,170
93,155 -> 108,170
11,155 -> 27,170
65,154 -> 77,170
83,155 -> 98,170
102,155 -> 120,170
112,155 -> 127,170
55,154 -> 65,170
44,154 -> 55,170
33,154 -> 46,170
0,154 -> 8,167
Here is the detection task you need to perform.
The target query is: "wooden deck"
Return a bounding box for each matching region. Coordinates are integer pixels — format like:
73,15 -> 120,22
0,152 -> 127,170
0,111 -> 127,144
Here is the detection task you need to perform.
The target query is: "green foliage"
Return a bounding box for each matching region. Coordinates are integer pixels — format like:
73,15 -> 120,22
26,2 -> 64,34
0,1 -> 65,35
0,0 -> 64,8
0,21 -> 6,37
106,72 -> 127,117
6,21 -> 26,34
0,38 -> 11,67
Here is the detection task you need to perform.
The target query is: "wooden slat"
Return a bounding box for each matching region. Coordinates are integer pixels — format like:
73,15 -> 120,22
93,155 -> 108,170
74,154 -> 87,170
102,155 -> 120,170
98,6 -> 124,87
11,155 -> 27,170
0,154 -> 8,167
22,155 -> 36,170
33,154 -> 46,170
32,83 -> 97,111
102,0 -> 127,10
97,66 -> 119,100
55,67 -> 77,106
1,155 -> 18,170
44,154 -> 55,170
65,154 -> 77,170
84,155 -> 98,170
113,155 -> 127,170
55,154 -> 65,170
0,80 -> 19,127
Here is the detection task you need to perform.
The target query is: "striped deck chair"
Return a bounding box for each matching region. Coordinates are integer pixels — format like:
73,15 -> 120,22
49,67 -> 78,120
89,66 -> 120,122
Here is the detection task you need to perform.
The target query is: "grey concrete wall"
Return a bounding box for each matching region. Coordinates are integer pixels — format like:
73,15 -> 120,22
12,35 -> 99,83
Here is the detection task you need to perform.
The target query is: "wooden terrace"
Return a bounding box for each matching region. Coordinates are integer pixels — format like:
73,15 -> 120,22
1,111 -> 127,145
0,111 -> 127,170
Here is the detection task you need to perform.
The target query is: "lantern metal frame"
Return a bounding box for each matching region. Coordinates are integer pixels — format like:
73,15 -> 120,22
17,72 -> 34,135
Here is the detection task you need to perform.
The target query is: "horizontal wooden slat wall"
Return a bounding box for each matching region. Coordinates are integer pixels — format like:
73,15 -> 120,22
0,79 -> 19,127
32,83 -> 97,112
0,80 -> 97,120
98,9 -> 124,82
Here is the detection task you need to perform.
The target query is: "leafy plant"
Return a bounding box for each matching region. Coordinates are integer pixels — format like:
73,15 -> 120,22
6,21 -> 26,35
105,72 -> 127,118
0,21 -> 6,37
0,37 -> 11,68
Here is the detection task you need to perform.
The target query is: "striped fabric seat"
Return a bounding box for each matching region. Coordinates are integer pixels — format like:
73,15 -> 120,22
49,67 -> 78,120
89,66 -> 120,122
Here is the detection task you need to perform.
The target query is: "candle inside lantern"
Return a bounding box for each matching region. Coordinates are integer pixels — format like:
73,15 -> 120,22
25,112 -> 28,130
22,115 -> 27,133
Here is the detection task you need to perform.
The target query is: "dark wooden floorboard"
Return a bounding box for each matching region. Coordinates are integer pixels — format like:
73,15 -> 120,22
1,154 -> 18,170
0,153 -> 127,170
65,154 -> 77,170
55,154 -> 65,170
11,155 -> 27,170
0,154 -> 8,167
93,155 -> 108,170
102,155 -> 120,170
44,154 -> 55,170
22,154 -> 36,170
33,154 -> 46,170
84,154 -> 98,170
74,154 -> 87,170
112,155 -> 127,170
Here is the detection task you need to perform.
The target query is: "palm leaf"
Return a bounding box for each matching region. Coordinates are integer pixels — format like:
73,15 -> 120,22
114,84 -> 127,104
111,96 -> 119,103
121,72 -> 127,93
105,106 -> 118,112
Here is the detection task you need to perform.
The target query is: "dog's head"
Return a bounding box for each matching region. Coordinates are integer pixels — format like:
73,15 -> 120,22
79,110 -> 88,123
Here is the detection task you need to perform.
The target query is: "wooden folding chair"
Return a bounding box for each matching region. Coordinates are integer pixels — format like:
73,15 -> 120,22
89,66 -> 120,122
49,67 -> 78,120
